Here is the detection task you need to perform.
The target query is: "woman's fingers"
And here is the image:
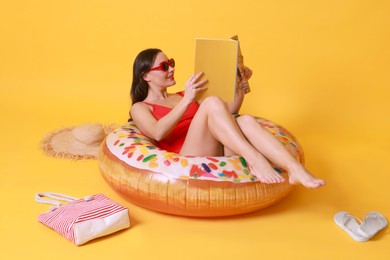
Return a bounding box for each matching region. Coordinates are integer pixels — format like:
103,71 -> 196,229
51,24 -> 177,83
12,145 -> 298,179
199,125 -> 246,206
187,72 -> 207,89
184,72 -> 208,101
194,78 -> 208,88
186,72 -> 204,86
187,72 -> 202,83
244,67 -> 253,79
192,71 -> 204,81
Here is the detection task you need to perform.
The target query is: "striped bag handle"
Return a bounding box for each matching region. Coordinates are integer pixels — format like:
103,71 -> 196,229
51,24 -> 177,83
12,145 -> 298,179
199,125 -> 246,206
35,192 -> 80,209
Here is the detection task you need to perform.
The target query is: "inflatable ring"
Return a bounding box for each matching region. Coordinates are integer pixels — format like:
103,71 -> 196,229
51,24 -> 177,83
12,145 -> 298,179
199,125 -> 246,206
98,117 -> 304,217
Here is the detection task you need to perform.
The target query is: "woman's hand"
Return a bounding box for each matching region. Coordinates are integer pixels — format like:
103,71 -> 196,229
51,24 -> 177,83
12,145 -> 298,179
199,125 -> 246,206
242,66 -> 253,80
229,67 -> 253,114
184,72 -> 208,103
236,66 -> 253,92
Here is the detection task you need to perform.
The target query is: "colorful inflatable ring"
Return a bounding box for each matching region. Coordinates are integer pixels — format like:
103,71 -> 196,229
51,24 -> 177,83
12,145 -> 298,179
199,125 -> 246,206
98,117 -> 304,217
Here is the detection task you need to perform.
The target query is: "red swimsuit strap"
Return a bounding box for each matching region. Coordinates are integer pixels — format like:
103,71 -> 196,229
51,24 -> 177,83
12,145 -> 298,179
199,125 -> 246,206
142,101 -> 154,107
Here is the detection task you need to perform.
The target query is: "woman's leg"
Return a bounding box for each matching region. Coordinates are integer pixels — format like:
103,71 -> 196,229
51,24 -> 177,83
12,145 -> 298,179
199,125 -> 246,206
235,115 -> 325,188
180,96 -> 284,184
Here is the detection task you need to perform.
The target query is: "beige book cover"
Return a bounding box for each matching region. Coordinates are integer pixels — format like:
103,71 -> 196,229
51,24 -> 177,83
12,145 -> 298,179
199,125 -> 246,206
194,38 -> 239,102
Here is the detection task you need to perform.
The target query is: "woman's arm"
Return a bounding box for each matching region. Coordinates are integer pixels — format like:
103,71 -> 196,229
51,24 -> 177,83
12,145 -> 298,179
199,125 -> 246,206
226,67 -> 253,114
227,88 -> 245,114
130,99 -> 191,141
131,72 -> 207,141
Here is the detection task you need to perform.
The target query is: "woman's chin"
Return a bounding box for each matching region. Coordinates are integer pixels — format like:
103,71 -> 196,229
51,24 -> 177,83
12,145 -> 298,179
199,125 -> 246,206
167,79 -> 176,86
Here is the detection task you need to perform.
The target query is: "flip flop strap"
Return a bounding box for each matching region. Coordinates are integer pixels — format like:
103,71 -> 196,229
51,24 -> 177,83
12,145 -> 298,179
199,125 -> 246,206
358,212 -> 387,238
364,212 -> 386,226
341,213 -> 364,236
343,213 -> 363,226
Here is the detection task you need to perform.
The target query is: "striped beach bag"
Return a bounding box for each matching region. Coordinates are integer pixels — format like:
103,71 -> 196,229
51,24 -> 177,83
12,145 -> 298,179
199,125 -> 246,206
35,192 -> 130,245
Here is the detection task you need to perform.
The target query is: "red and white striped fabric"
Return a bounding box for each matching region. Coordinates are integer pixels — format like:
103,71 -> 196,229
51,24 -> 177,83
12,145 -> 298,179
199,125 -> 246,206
36,193 -> 130,245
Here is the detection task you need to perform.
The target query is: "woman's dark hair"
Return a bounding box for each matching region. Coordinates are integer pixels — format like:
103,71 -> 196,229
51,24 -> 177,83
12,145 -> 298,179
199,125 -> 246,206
130,48 -> 162,105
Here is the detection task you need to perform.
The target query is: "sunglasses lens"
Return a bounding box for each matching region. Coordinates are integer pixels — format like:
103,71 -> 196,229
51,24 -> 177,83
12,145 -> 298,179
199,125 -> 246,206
161,62 -> 169,71
150,58 -> 175,72
169,59 -> 175,68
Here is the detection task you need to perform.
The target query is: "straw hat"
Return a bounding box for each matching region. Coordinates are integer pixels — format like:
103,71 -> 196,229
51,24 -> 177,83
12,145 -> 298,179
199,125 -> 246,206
41,123 -> 115,160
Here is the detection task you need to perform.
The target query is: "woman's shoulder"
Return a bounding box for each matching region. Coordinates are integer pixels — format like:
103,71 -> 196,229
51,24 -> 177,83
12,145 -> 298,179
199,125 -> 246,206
131,102 -> 153,112
130,102 -> 153,120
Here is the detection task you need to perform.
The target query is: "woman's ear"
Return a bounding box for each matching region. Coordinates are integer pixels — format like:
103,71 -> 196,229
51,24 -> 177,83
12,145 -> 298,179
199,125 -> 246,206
143,72 -> 151,82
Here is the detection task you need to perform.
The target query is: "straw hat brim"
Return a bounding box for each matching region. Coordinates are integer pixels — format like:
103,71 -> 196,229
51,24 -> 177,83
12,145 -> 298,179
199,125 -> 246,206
40,123 -> 117,160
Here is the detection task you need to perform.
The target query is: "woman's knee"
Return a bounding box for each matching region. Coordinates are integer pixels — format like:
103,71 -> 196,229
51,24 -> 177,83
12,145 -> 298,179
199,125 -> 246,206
236,114 -> 257,126
201,96 -> 226,111
236,115 -> 266,136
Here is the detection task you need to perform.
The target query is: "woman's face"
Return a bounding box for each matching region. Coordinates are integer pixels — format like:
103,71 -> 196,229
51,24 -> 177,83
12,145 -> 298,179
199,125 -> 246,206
144,52 -> 176,89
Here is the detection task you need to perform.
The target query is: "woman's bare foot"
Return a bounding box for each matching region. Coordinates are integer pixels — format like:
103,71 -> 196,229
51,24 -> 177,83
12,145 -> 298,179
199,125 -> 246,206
287,163 -> 325,188
249,159 -> 285,184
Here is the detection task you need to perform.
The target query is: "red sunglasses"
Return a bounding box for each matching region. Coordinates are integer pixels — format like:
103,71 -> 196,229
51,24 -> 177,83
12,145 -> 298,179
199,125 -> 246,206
149,58 -> 175,72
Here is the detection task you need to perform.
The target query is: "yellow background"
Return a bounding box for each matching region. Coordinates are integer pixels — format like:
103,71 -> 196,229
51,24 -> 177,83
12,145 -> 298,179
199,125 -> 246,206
1,0 -> 389,259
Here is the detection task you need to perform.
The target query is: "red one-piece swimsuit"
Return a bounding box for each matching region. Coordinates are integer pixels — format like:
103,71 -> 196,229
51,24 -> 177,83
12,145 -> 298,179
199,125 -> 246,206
142,92 -> 199,154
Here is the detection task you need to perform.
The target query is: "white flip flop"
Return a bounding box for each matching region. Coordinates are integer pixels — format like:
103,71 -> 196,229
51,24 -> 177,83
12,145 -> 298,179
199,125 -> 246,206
334,211 -> 369,242
358,211 -> 388,239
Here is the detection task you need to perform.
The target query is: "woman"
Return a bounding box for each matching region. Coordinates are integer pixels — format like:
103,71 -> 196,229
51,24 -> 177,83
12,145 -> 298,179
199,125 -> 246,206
130,48 -> 325,188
